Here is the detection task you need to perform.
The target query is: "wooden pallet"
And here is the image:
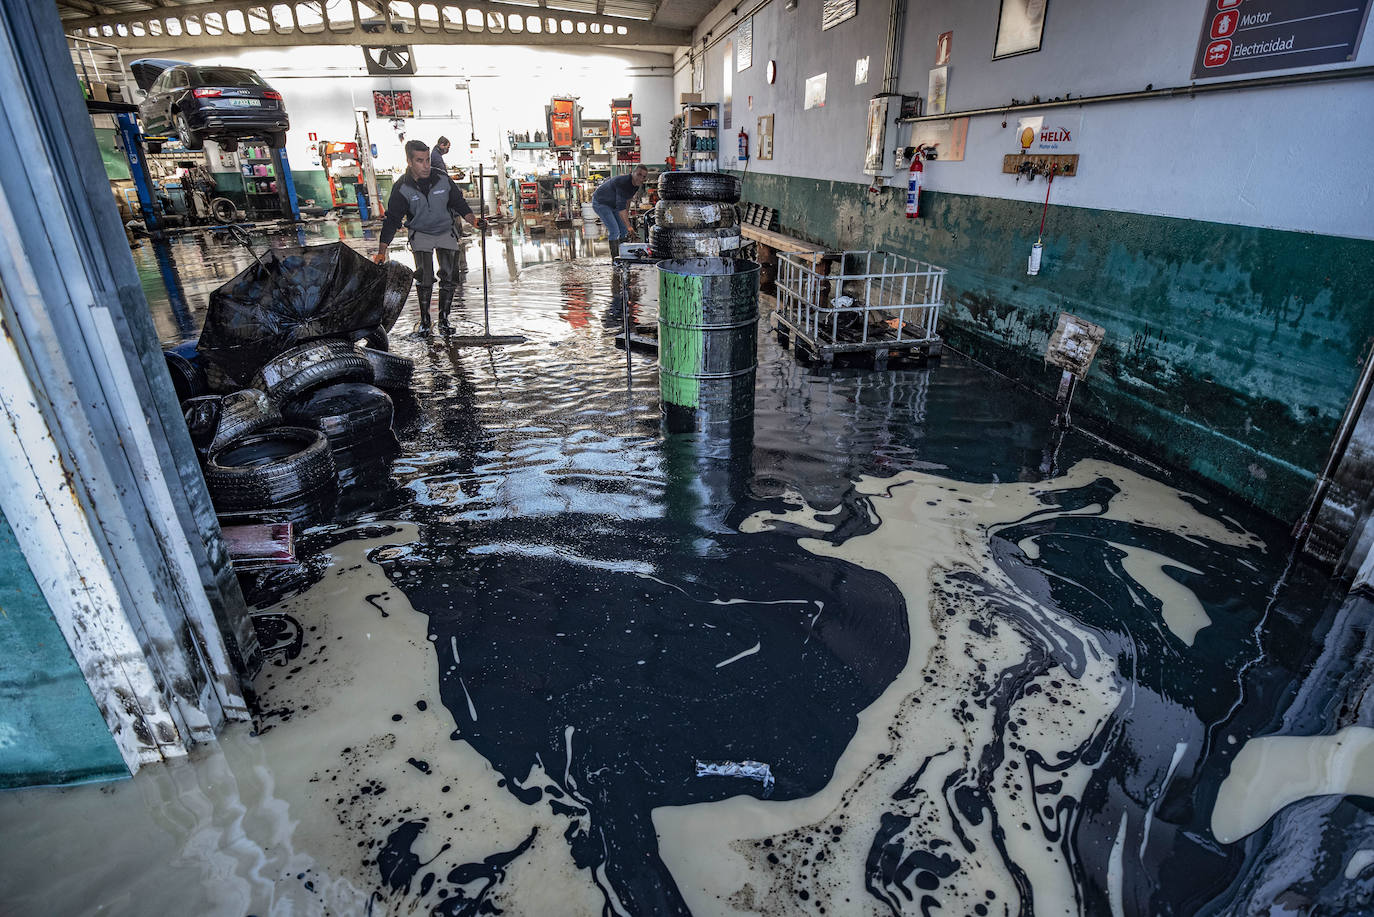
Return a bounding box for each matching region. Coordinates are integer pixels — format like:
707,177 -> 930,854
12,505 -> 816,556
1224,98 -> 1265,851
741,202 -> 778,231
771,311 -> 942,370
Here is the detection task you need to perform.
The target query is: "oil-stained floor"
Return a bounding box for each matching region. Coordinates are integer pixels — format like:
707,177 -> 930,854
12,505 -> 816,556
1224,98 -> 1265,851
1,217 -> 1371,917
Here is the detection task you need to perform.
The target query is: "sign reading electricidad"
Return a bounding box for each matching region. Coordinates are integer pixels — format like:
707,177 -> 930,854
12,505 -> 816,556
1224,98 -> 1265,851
1192,0 -> 1372,78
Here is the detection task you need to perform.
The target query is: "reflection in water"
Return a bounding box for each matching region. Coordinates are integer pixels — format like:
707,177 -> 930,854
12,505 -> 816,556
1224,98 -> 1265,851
0,221 -> 1368,917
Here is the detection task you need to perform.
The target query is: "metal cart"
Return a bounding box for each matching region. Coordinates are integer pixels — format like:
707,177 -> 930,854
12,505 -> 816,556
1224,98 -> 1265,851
774,249 -> 945,368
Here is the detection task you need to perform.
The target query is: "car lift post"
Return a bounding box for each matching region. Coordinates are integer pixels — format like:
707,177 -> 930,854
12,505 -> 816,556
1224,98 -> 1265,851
269,144 -> 300,222
113,108 -> 161,234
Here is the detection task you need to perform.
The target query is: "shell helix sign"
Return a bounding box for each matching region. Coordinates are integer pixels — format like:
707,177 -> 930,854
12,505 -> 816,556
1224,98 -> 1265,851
1015,115 -> 1081,153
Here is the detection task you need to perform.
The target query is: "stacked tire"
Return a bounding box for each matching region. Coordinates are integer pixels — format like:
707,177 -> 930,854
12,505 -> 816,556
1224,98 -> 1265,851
650,173 -> 744,259
181,338 -> 417,526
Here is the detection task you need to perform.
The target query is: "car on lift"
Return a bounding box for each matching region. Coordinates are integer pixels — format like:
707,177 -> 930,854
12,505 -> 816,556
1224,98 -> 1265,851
133,59 -> 288,154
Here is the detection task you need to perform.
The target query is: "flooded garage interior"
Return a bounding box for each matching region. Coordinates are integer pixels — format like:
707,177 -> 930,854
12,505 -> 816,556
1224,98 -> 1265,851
1,0 -> 1372,915
2,221 -> 1372,915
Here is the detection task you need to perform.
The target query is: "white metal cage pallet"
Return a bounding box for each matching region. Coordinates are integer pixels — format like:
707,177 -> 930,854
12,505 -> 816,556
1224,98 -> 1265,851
773,249 -> 945,366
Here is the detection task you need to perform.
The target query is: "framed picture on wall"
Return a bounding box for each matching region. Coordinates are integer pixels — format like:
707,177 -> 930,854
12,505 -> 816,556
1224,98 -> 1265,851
993,0 -> 1048,59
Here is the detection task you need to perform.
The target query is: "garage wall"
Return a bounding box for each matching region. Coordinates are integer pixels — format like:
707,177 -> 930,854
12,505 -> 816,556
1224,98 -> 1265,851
162,44 -> 675,206
677,0 -> 1374,522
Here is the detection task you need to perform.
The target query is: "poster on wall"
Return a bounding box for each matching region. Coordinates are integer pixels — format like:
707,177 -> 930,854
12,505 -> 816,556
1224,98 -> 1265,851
723,41 -> 734,130
804,72 -> 827,109
927,66 -> 948,114
1190,0 -> 1371,79
822,0 -> 858,31
911,117 -> 969,161
936,30 -> 953,65
737,18 -> 753,71
855,56 -> 870,84
757,114 -> 774,159
864,96 -> 889,173
993,0 -> 1048,59
372,90 -> 413,118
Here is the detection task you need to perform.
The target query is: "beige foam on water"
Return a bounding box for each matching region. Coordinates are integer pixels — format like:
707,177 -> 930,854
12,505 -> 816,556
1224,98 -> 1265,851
245,524 -> 607,917
655,460 -> 1261,916
1212,726 -> 1374,844
0,524 -> 606,917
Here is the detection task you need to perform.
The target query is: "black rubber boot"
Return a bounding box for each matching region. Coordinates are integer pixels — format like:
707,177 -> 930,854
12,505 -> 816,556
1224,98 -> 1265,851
610,238 -> 621,258
437,287 -> 454,335
416,288 -> 433,333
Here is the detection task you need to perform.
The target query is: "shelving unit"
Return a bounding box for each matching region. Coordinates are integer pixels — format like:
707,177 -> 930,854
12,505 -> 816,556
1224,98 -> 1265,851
239,142 -> 281,219
679,101 -> 720,173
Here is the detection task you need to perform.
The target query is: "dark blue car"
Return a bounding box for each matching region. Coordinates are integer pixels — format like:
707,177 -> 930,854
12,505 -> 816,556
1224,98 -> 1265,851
135,62 -> 288,154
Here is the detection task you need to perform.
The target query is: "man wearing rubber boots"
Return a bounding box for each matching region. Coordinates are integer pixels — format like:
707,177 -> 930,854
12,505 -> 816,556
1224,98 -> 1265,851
376,139 -> 478,334
591,165 -> 647,257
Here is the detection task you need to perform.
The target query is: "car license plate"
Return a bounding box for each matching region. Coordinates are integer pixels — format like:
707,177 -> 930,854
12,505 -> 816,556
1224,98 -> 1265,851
227,99 -> 260,107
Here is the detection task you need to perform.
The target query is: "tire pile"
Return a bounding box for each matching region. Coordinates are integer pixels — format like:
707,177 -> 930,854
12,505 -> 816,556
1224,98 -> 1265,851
166,333 -> 416,526
649,172 -> 744,259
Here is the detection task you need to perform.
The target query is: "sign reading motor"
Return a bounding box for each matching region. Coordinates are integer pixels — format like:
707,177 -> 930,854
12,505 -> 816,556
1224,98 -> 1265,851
1191,0 -> 1372,79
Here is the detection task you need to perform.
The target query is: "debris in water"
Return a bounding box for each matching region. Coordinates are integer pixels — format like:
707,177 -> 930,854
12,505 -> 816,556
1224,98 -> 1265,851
695,760 -> 775,796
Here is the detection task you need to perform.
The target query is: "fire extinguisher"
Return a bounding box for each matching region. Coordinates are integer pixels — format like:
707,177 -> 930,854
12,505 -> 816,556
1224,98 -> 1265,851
906,152 -> 923,219
738,128 -> 749,162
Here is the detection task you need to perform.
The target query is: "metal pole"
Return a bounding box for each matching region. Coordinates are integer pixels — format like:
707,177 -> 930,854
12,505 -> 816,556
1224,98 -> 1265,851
478,162 -> 490,336
900,65 -> 1374,124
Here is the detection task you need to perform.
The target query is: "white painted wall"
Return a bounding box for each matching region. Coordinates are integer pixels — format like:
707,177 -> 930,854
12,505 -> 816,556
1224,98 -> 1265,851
162,44 -> 675,174
680,0 -> 1374,239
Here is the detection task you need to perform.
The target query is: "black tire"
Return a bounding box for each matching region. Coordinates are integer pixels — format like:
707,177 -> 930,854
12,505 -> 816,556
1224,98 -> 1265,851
204,426 -> 337,516
219,139 -> 238,154
182,395 -> 223,455
357,347 -> 413,392
210,198 -> 238,223
165,351 -> 207,403
267,132 -> 287,150
656,171 -> 742,204
282,382 -> 395,453
251,340 -> 373,404
349,327 -> 389,352
380,260 -> 414,331
175,112 -> 203,152
649,225 -> 745,259
654,200 -> 738,230
210,388 -> 283,453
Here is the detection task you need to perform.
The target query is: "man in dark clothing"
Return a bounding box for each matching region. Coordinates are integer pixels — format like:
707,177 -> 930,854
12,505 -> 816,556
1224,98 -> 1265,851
430,136 -> 451,174
591,165 -> 647,257
377,139 -> 478,333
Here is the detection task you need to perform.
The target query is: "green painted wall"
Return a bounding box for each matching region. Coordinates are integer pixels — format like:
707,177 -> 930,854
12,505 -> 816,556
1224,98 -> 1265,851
0,511 -> 126,788
739,172 -> 1374,522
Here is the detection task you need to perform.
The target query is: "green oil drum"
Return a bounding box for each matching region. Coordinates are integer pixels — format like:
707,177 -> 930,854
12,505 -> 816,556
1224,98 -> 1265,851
657,257 -> 760,433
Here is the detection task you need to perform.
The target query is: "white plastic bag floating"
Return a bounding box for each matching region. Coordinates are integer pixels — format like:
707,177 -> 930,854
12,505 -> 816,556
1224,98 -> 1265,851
695,759 -> 775,796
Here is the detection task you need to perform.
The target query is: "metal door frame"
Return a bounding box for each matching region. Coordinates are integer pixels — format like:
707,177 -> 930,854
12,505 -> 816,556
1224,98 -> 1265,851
0,0 -> 255,775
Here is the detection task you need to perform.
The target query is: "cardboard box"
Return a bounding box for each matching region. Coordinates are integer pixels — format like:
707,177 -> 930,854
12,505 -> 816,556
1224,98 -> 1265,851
686,107 -> 711,127
679,92 -> 702,104
90,82 -> 110,102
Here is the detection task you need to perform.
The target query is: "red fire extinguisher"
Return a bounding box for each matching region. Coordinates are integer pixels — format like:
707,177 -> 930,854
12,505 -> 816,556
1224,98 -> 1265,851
738,128 -> 749,161
906,152 -> 923,219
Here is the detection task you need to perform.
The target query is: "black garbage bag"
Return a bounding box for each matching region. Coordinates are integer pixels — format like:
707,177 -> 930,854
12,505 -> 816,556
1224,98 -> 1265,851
198,242 -> 412,384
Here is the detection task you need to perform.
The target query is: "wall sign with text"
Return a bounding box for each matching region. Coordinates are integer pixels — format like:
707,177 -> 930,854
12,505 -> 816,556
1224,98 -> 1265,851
1192,0 -> 1371,78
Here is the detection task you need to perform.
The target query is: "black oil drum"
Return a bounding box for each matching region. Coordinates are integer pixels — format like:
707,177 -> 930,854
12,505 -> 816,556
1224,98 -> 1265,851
657,257 -> 760,433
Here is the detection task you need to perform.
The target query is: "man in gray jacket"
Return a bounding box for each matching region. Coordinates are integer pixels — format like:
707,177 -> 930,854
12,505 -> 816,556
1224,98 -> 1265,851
376,139 -> 478,333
